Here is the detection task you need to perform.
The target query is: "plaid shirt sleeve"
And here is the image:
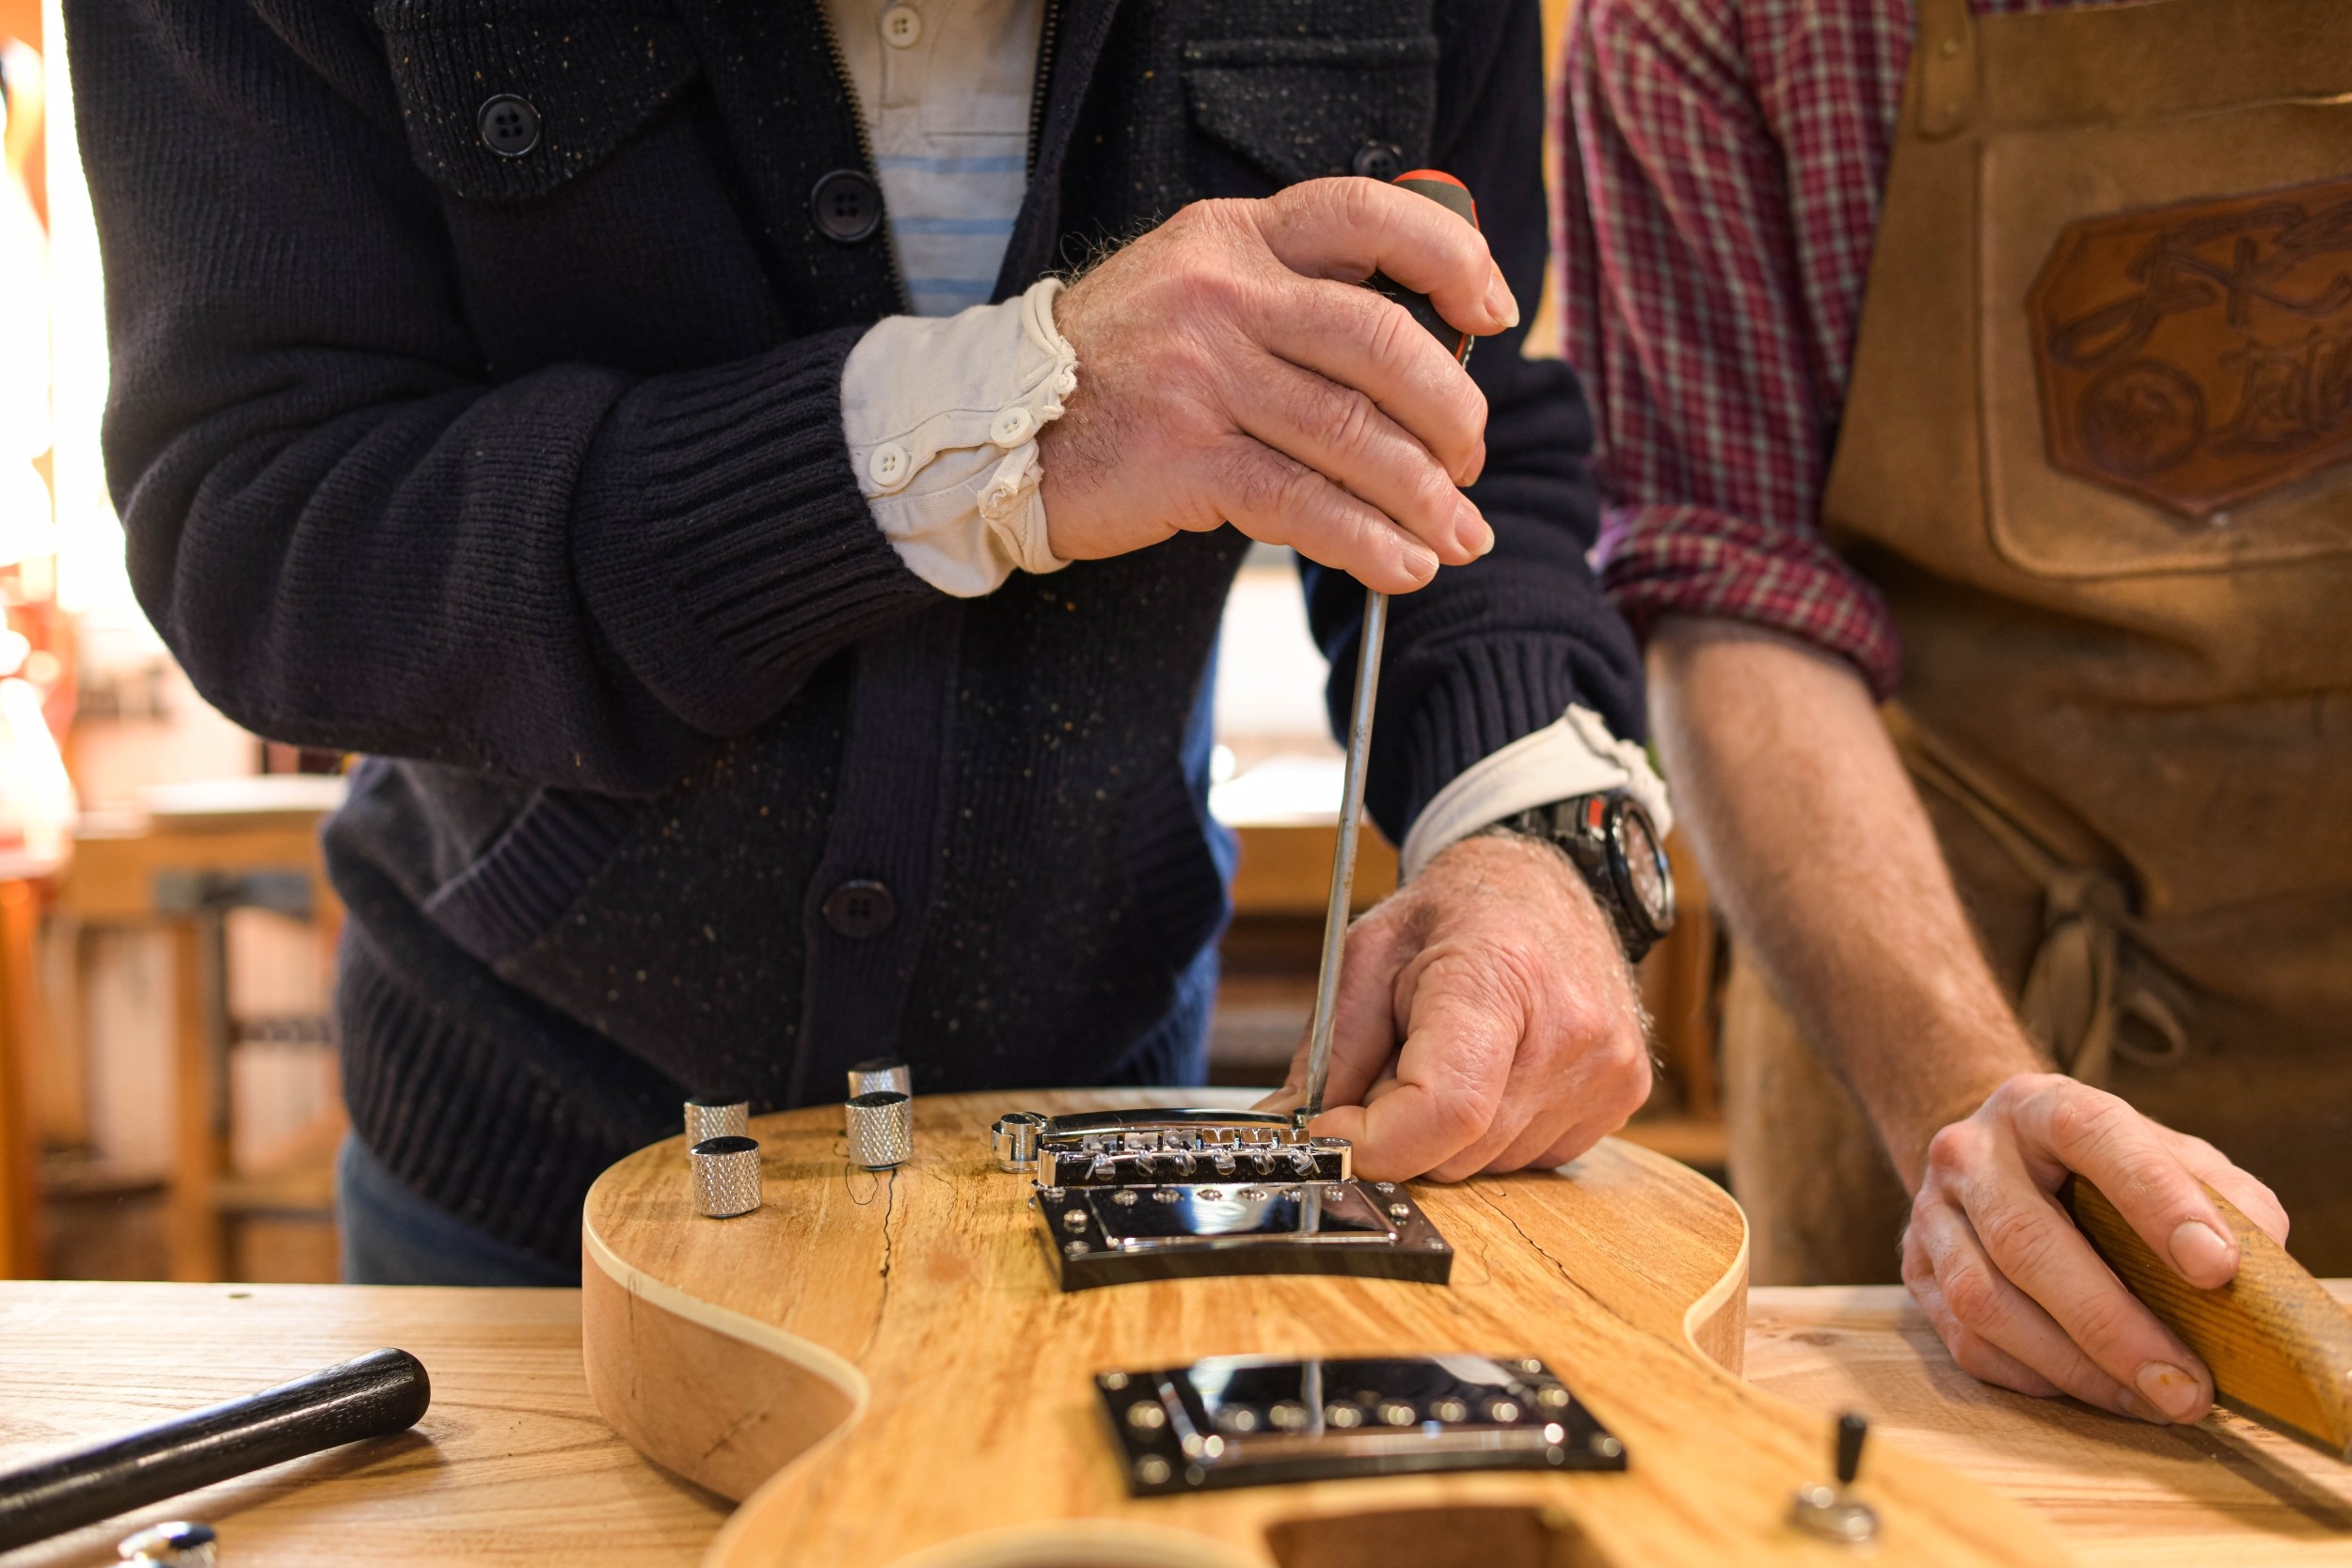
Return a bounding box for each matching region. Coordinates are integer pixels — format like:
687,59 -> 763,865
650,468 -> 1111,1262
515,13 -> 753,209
1555,0 -> 1914,697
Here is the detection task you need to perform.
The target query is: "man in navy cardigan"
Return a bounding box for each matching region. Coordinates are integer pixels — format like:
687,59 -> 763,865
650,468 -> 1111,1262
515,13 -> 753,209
67,0 -> 1659,1281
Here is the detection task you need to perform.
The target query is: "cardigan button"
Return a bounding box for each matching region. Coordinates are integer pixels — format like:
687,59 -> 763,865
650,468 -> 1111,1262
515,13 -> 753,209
478,94 -> 541,158
1351,141 -> 1405,182
811,168 -> 883,244
822,879 -> 898,939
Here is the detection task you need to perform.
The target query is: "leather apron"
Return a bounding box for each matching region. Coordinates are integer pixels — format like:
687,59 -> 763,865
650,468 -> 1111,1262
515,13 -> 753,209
1726,0 -> 2352,1283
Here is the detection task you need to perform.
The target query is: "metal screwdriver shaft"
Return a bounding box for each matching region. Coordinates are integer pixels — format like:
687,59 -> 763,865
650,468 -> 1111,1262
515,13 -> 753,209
1297,169 -> 1482,1126
1300,586 -> 1388,1122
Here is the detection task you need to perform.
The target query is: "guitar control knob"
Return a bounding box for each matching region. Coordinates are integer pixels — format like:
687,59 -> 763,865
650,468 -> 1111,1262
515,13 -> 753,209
1791,1412 -> 1877,1544
683,1094 -> 749,1147
846,1090 -> 914,1169
992,1110 -> 1047,1171
846,1057 -> 912,1099
119,1522 -> 217,1567
690,1135 -> 763,1218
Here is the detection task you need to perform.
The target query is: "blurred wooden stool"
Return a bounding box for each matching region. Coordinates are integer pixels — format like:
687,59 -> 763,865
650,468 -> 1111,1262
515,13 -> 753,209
57,777 -> 345,1281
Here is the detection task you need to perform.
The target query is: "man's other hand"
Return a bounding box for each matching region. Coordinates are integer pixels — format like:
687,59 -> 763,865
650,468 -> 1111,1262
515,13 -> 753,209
1902,1074 -> 2291,1423
1039,178 -> 1516,594
1256,832 -> 1650,1180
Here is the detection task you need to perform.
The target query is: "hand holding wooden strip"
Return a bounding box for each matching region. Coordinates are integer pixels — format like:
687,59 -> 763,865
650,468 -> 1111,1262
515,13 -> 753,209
2068,1178 -> 2352,1457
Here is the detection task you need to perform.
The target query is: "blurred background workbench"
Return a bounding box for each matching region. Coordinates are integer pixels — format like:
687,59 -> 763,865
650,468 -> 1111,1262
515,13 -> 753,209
5,1276 -> 2350,1567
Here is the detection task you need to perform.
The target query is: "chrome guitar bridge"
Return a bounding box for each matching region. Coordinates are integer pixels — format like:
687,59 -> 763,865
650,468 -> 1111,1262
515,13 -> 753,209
991,1109 -> 1453,1291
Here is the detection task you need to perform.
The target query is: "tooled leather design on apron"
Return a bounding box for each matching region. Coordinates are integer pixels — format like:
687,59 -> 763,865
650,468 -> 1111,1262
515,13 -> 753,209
2032,176 -> 2352,518
1823,0 -> 2352,1085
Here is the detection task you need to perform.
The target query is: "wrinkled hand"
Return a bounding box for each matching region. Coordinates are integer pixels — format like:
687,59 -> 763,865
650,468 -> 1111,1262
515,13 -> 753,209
1257,832 -> 1651,1180
1039,178 -> 1515,594
1903,1073 -> 2290,1423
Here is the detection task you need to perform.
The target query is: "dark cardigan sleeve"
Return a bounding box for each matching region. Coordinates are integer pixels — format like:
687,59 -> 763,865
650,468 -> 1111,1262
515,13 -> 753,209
1304,0 -> 1647,845
67,0 -> 937,797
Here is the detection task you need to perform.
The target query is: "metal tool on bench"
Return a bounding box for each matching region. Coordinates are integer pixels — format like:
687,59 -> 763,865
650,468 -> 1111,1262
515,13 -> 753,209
1296,169 -> 1483,1130
118,1520 -> 218,1567
0,1348 -> 430,1553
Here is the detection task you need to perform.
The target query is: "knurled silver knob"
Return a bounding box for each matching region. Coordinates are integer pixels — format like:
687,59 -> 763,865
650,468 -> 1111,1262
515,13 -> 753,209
683,1095 -> 749,1147
119,1522 -> 217,1567
846,1057 -> 912,1099
846,1090 -> 914,1169
690,1134 -> 763,1218
992,1110 -> 1047,1171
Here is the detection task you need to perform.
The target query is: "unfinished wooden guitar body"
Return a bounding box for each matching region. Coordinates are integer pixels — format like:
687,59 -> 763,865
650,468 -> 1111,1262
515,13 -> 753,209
581,1090 -> 2072,1567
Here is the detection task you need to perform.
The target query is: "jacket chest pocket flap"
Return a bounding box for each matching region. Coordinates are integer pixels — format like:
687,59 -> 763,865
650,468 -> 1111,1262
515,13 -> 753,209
375,1 -> 699,202
1184,34 -> 1438,187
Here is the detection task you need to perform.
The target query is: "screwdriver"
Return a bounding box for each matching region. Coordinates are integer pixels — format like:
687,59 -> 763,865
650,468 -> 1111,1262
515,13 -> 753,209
1297,170 -> 1483,1126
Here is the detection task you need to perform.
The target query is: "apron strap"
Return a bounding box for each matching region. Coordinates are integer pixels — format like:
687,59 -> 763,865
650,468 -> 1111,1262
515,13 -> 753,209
1886,708 -> 2192,1085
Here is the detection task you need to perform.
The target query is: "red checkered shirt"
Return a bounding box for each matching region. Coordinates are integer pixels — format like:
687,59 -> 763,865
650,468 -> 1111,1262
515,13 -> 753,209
1556,0 -> 2104,698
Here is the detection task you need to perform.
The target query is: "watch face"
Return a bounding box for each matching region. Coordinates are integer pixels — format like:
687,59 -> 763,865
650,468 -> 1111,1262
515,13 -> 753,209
1613,803 -> 1675,935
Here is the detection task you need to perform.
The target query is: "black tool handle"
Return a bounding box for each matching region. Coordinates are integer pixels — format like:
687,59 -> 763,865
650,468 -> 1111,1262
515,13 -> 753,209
0,1347 -> 430,1551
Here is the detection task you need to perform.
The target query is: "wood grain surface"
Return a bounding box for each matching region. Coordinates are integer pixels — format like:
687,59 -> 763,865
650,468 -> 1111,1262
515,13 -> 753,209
7,1281 -> 2352,1562
0,1282 -> 727,1566
583,1090 -> 2073,1568
1748,1284 -> 2352,1566
2069,1180 -> 2352,1458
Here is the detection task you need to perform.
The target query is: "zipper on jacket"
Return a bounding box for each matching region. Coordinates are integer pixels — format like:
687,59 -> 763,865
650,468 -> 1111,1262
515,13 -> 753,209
1026,0 -> 1062,181
813,3 -> 913,312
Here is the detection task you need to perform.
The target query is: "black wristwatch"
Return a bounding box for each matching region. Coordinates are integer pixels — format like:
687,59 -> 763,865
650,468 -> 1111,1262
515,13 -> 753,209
1499,791 -> 1677,962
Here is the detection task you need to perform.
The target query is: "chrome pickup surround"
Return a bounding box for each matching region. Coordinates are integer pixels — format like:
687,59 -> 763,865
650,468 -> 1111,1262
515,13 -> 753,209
1098,1354 -> 1627,1494
995,1109 -> 1454,1291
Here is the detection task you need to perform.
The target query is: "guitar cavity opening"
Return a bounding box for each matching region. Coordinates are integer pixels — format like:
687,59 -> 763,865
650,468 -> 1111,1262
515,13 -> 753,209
1265,1505 -> 1606,1568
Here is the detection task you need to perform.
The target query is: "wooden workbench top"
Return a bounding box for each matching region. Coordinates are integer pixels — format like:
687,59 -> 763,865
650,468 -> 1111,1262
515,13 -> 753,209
3,1280 -> 2349,1565
1748,1283 -> 2352,1565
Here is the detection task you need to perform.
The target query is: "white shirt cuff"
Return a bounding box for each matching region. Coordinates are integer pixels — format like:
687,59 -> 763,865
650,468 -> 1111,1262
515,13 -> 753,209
840,277 -> 1078,597
1398,705 -> 1674,882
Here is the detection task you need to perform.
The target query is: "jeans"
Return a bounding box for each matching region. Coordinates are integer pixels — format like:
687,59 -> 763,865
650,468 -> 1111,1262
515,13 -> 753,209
336,1135 -> 576,1286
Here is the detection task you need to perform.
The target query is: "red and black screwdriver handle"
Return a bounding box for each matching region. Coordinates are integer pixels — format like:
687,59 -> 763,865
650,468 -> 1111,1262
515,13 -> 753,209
1367,168 -> 1481,367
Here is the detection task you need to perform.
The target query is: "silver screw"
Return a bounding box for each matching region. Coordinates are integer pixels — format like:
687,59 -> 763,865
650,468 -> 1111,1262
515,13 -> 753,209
1126,1401 -> 1167,1431
1592,1433 -> 1624,1459
1135,1455 -> 1172,1486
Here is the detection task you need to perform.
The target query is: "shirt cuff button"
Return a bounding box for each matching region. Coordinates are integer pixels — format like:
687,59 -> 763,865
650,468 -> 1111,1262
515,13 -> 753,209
869,441 -> 913,489
991,407 -> 1036,447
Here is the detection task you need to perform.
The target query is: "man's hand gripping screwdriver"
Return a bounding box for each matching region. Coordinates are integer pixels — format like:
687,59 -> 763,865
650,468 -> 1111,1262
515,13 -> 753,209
1298,170 -> 1484,1128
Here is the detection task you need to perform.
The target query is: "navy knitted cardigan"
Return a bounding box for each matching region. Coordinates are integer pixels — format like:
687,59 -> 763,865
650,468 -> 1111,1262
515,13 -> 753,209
66,0 -> 1645,1267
